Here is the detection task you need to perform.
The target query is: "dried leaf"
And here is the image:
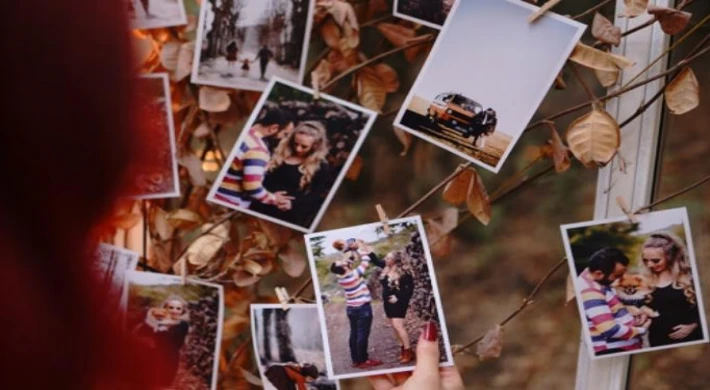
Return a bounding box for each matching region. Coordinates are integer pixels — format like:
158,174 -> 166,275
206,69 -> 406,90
376,23 -> 424,62
354,69 -> 386,112
151,207 -> 174,240
243,259 -> 263,275
393,127 -> 412,157
180,223 -> 230,266
622,0 -> 649,18
167,209 -> 203,230
233,270 -> 260,287
199,86 -> 231,112
466,169 -> 491,226
320,19 -> 343,51
373,63 -> 400,93
173,41 -> 195,82
209,94 -> 242,125
476,325 -> 503,360
569,43 -> 635,72
256,219 -> 295,249
528,0 -> 562,23
311,59 -> 334,90
345,155 -> 364,180
442,168 -> 474,206
160,42 -> 180,71
366,0 -> 388,20
665,67 -> 699,115
566,274 -> 576,304
648,6 -> 692,35
279,241 -> 307,278
193,123 -> 211,138
594,68 -> 619,87
592,13 -> 621,47
328,0 -> 359,31
239,368 -> 263,387
112,213 -> 142,230
554,73 -> 567,90
130,32 -> 155,68
547,124 -> 571,173
327,49 -> 359,72
179,153 -> 207,186
566,107 -> 620,167
425,208 -> 458,258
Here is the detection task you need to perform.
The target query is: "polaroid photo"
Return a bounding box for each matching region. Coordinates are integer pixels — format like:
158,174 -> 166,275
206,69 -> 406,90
191,0 -> 315,91
393,0 -> 456,30
126,0 -> 188,30
251,304 -> 340,390
206,77 -> 377,233
124,271 -> 224,389
130,73 -> 180,199
561,207 -> 709,360
305,215 -> 453,379
93,243 -> 140,310
394,0 -> 585,173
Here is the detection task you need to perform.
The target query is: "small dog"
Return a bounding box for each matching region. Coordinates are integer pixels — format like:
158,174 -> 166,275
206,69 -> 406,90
613,274 -> 659,347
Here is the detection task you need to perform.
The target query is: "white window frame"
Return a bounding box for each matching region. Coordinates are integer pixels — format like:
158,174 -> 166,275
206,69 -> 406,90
574,0 -> 672,388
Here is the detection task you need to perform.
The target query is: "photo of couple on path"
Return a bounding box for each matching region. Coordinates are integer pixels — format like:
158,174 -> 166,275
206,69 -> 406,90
563,208 -> 708,359
208,79 -> 375,232
307,217 -> 453,379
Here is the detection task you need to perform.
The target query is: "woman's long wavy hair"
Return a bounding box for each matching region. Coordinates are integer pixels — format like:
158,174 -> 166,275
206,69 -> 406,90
268,121 -> 328,191
381,251 -> 412,289
641,232 -> 696,305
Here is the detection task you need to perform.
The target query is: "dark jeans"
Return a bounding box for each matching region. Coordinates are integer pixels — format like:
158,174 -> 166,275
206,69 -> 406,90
346,303 -> 373,364
596,347 -> 628,356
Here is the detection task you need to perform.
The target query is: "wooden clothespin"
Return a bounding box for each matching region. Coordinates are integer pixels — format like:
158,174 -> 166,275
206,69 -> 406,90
527,0 -> 562,23
615,196 -> 639,223
275,287 -> 290,311
181,258 -> 188,285
312,75 -> 321,100
375,204 -> 391,235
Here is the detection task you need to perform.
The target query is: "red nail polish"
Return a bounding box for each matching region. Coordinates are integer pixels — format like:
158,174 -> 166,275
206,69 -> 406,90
422,321 -> 438,341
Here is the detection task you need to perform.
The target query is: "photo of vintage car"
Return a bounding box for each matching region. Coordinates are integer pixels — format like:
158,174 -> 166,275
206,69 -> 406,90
426,92 -> 497,146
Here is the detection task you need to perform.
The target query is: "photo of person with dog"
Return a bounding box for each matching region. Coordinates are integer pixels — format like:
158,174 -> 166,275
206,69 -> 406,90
124,271 -> 224,389
561,207 -> 708,359
306,216 -> 453,379
251,304 -> 339,390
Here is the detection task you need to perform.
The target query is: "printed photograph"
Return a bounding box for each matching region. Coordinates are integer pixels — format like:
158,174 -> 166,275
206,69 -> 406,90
305,216 -> 453,379
130,73 -> 180,199
251,304 -> 340,390
192,0 -> 314,91
93,244 -> 140,310
394,0 -> 456,29
394,0 -> 585,173
126,0 -> 188,30
124,271 -> 224,390
561,208 -> 709,359
207,78 -> 376,233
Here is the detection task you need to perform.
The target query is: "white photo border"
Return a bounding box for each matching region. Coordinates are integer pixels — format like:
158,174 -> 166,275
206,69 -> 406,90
304,215 -> 454,380
393,0 -> 585,174
250,303 -> 341,390
130,0 -> 188,30
135,73 -> 181,199
560,207 -> 709,360
97,243 -> 141,272
206,76 -> 378,233
190,0 -> 316,91
123,271 -> 225,390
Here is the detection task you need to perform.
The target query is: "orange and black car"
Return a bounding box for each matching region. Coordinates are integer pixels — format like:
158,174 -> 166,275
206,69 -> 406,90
426,92 -> 484,141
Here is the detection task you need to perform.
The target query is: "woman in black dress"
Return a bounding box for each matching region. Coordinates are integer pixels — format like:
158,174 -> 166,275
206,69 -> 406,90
250,121 -> 331,228
380,251 -> 415,363
641,232 -> 703,347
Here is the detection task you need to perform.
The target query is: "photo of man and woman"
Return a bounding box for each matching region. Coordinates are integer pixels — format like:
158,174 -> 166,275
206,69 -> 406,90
561,208 -> 708,359
207,78 -> 376,233
124,271 -> 224,390
305,216 -> 453,379
251,304 -> 339,390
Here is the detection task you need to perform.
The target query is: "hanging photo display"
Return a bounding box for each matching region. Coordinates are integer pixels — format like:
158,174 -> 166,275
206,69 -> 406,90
124,271 -> 224,390
305,216 -> 453,379
393,0 -> 456,30
206,77 -> 376,233
561,208 -> 709,359
192,0 -> 315,91
126,0 -> 188,30
130,73 -> 180,199
251,304 -> 340,390
394,0 -> 585,173
94,244 -> 140,310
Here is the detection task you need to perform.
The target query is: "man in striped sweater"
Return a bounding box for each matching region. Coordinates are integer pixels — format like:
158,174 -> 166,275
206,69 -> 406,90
578,247 -> 651,356
330,242 -> 384,369
214,107 -> 294,209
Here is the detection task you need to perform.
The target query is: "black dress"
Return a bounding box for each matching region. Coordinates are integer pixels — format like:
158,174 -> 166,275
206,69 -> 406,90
647,284 -> 703,347
250,162 -> 331,228
380,273 -> 414,319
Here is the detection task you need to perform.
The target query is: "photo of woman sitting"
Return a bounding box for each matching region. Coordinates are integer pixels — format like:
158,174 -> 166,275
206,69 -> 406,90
250,121 -> 332,228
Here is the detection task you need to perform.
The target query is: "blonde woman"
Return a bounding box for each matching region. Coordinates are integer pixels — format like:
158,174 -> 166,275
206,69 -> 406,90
250,121 -> 331,228
380,251 -> 416,363
641,232 -> 703,347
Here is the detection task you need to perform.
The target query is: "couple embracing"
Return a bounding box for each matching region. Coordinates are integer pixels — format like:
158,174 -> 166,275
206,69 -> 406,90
579,232 -> 702,355
214,106 -> 331,228
329,239 -> 415,369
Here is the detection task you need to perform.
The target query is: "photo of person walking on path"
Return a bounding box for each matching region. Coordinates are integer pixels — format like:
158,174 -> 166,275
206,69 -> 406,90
306,216 -> 453,379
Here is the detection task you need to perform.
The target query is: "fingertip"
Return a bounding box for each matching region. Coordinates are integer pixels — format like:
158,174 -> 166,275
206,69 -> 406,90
367,374 -> 394,390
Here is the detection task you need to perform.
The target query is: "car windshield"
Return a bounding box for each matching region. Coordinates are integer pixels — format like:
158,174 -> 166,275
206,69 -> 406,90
450,95 -> 481,112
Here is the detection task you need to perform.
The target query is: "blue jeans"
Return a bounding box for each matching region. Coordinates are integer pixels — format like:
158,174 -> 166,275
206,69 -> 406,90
346,303 -> 373,364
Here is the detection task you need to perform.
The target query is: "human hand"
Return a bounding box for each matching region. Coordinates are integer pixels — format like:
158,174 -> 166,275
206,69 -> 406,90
273,191 -> 294,206
277,199 -> 292,211
367,321 -> 464,390
388,295 -> 398,304
634,313 -> 649,326
669,323 -> 698,340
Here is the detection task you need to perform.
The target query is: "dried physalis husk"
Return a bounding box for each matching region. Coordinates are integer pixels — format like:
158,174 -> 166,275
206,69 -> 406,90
566,107 -> 621,167
569,43 -> 634,72
546,123 -> 571,173
476,325 -> 503,360
592,13 -> 621,47
594,68 -> 620,88
648,5 -> 692,35
354,67 -> 386,113
442,167 -> 475,206
393,127 -> 412,157
664,67 -> 700,115
621,0 -> 649,18
198,86 -> 231,112
466,169 -> 491,226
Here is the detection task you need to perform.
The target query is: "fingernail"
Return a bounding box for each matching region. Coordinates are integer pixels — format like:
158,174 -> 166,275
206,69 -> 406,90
422,321 -> 438,342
